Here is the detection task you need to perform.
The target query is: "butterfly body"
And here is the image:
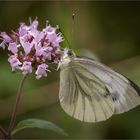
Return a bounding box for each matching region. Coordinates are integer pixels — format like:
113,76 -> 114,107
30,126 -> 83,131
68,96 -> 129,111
58,48 -> 140,122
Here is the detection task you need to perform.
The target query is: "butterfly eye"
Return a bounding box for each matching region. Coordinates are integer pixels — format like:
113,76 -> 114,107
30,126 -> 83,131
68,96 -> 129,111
68,51 -> 72,56
67,49 -> 75,57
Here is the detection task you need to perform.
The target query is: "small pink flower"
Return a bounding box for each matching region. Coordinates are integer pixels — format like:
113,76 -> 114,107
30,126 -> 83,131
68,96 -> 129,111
35,64 -> 48,79
8,42 -> 18,53
30,19 -> 39,29
22,42 -> 33,55
0,32 -> 12,49
21,61 -> 32,75
47,34 -> 57,43
8,55 -> 22,71
34,32 -> 45,43
44,25 -> 56,35
54,35 -> 63,46
19,24 -> 28,36
0,32 -> 12,43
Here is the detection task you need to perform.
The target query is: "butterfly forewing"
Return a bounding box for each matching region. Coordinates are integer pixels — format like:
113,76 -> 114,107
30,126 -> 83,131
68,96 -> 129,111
59,61 -> 114,122
74,57 -> 140,114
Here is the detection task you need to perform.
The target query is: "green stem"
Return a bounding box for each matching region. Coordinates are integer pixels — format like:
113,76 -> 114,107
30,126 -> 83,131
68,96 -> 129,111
7,74 -> 28,136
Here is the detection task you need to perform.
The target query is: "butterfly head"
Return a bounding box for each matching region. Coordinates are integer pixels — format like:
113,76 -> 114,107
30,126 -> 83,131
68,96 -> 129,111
57,48 -> 76,70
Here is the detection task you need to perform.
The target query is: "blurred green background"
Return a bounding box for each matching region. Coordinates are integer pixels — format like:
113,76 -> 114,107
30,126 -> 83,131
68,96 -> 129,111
0,1 -> 140,139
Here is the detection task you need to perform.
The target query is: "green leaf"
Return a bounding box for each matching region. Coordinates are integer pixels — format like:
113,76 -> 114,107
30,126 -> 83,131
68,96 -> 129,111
12,118 -> 68,136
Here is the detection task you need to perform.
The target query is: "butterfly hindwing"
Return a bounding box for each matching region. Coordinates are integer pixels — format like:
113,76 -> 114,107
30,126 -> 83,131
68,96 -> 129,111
75,57 -> 140,114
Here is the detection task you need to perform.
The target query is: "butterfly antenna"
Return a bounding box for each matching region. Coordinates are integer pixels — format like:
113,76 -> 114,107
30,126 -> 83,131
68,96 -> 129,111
72,13 -> 75,48
58,27 -> 71,49
58,13 -> 76,50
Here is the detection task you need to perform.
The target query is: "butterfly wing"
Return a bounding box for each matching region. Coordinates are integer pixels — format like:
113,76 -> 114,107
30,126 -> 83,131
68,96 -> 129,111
59,61 -> 114,122
74,57 -> 140,114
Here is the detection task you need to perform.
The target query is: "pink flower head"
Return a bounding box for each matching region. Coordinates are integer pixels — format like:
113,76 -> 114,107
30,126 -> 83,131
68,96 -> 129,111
0,18 -> 63,79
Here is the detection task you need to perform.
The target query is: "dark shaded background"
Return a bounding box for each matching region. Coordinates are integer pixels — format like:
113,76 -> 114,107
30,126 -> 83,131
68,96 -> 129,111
0,1 -> 140,139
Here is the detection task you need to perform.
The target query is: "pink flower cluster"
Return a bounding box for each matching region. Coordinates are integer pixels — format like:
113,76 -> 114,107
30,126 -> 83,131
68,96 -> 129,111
0,19 -> 63,79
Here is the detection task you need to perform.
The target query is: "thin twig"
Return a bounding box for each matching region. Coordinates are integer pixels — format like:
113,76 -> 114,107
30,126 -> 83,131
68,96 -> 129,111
7,74 -> 28,136
0,126 -> 7,138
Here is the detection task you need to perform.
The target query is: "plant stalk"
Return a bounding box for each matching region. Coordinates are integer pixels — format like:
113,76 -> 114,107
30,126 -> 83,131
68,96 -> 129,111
7,74 -> 28,137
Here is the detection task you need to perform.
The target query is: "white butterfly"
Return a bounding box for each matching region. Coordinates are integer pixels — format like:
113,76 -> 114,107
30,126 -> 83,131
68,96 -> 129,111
58,48 -> 140,123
